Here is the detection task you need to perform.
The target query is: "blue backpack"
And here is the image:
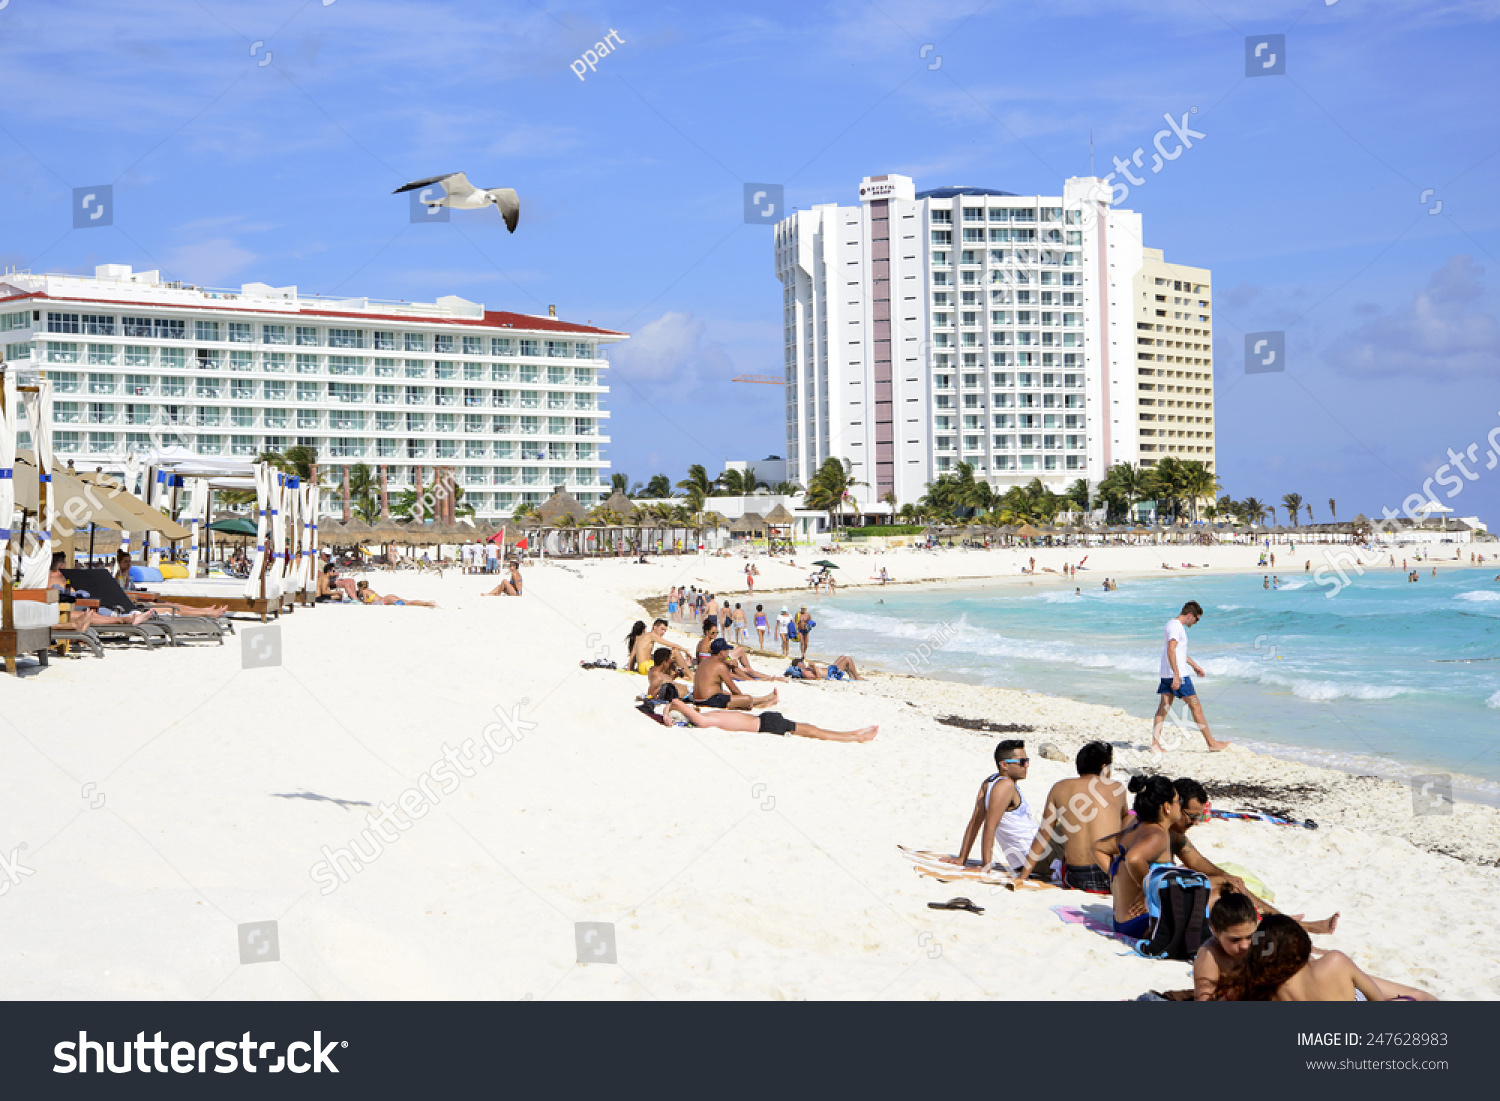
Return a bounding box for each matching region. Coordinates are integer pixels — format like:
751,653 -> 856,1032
1134,866 -> 1213,960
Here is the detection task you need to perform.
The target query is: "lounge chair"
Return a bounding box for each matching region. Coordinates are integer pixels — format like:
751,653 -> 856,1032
63,569 -> 225,646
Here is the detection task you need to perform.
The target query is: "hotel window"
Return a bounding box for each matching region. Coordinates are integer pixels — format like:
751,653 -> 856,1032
197,406 -> 223,427
195,320 -> 220,342
47,312 -> 81,334
577,342 -> 595,359
436,439 -> 458,458
435,361 -> 458,380
87,401 -> 114,423
196,377 -> 222,399
434,334 -> 455,353
295,326 -> 319,346
119,316 -> 151,339
374,384 -> 397,405
461,335 -> 483,355
328,328 -> 364,349
405,386 -> 426,405
373,357 -> 398,377
296,381 -> 320,401
463,361 -> 485,381
372,331 -> 396,351
464,387 -> 485,408
297,408 -> 320,429
328,355 -> 363,376
434,386 -> 457,406
47,342 -> 80,363
264,409 -> 289,428
375,410 -> 398,431
296,354 -> 319,374
519,339 -> 539,356
491,337 -> 513,355
434,413 -> 456,432
405,359 -> 428,378
225,322 -> 253,343
404,332 -> 426,352
263,353 -> 287,373
464,414 -> 486,433
491,362 -> 514,382
263,324 -> 289,345
88,345 -> 116,366
153,318 -> 187,340
231,406 -> 255,426
232,435 -> 257,456
161,376 -> 186,397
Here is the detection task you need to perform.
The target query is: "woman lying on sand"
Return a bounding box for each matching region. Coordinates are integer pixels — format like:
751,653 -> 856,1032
355,581 -> 436,607
638,687 -> 877,743
1208,911 -> 1437,1001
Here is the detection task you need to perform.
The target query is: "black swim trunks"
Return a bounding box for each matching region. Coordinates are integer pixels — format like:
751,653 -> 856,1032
757,711 -> 795,736
1062,863 -> 1111,894
692,693 -> 732,709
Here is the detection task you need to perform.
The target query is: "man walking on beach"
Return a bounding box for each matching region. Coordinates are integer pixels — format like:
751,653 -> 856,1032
1152,600 -> 1231,753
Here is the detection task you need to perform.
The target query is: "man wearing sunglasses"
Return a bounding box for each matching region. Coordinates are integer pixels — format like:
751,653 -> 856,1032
1169,777 -> 1338,935
942,739 -> 1042,878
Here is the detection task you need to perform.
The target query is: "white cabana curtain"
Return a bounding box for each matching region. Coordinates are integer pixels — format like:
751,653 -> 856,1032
146,469 -> 166,568
19,379 -> 54,588
244,462 -> 270,601
120,453 -> 143,556
0,370 -> 17,592
270,471 -> 288,596
296,479 -> 317,594
184,476 -> 209,578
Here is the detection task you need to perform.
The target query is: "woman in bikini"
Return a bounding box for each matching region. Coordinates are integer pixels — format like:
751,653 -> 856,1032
1095,774 -> 1183,941
355,581 -> 436,607
754,604 -> 768,649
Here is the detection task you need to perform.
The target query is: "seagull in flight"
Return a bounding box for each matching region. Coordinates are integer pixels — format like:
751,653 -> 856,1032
393,172 -> 520,232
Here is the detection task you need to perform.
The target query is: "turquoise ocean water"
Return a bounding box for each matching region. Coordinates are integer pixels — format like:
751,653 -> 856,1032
796,568 -> 1500,800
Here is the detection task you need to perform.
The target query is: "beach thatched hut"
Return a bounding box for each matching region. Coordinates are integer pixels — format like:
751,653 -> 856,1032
729,511 -> 766,536
538,487 -> 587,526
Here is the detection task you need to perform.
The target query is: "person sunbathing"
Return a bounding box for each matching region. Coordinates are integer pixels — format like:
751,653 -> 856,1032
942,739 -> 1043,878
645,648 -> 692,699
786,655 -> 863,681
691,639 -> 777,710
1014,740 -> 1127,893
1170,778 -> 1337,933
1211,914 -> 1432,1001
355,580 -> 436,607
644,687 -> 876,743
727,647 -> 786,682
1094,775 -> 1182,940
481,560 -> 523,596
70,606 -> 160,629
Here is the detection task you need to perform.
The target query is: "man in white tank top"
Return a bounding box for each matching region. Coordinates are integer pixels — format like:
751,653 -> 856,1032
943,739 -> 1041,876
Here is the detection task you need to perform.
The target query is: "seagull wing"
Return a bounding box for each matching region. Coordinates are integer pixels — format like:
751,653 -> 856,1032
392,173 -> 460,195
490,188 -> 520,233
437,172 -> 478,201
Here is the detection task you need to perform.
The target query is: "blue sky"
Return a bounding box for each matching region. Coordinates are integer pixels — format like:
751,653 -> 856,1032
3,0 -> 1499,524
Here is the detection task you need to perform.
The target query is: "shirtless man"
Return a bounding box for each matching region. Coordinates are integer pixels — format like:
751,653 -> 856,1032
942,739 -> 1042,877
1170,777 -> 1337,934
1014,741 -> 1127,892
691,638 -> 777,710
653,692 -> 876,743
645,647 -> 691,699
632,619 -> 692,672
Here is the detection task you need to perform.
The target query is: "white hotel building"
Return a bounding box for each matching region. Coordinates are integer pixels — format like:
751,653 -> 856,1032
774,174 -> 1214,509
0,264 -> 623,516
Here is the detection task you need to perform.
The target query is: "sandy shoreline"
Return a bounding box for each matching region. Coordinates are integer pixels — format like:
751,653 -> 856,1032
2,544 -> 1496,1000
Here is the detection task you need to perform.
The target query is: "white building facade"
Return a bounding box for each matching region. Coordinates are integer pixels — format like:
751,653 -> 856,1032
0,264 -> 623,516
774,174 -> 1210,508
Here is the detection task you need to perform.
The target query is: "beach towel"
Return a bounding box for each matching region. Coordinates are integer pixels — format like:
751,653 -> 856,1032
1208,808 -> 1317,830
1051,904 -> 1133,944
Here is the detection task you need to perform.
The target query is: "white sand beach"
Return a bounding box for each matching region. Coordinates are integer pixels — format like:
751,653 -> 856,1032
3,544 -> 1497,1001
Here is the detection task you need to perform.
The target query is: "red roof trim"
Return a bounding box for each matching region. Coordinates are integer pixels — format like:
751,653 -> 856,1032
0,291 -> 625,336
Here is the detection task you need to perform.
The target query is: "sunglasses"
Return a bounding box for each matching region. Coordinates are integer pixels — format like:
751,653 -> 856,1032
1002,758 -> 1030,766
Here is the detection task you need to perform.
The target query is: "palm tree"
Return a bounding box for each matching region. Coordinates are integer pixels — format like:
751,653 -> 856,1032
511,501 -> 539,522
610,472 -> 630,495
1180,461 -> 1220,522
717,467 -> 768,495
772,480 -> 802,496
676,464 -> 714,511
1064,478 -> 1091,518
348,462 -> 380,524
1239,497 -> 1270,527
1328,497 -> 1336,523
1305,503 -> 1315,525
1281,493 -> 1303,530
805,456 -> 863,530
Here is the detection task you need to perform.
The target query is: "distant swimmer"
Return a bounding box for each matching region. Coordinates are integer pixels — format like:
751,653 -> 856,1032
1151,600 -> 1231,754
1263,575 -> 1269,590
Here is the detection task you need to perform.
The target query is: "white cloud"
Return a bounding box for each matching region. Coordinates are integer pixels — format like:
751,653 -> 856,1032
1325,254 -> 1500,379
606,310 -> 734,388
160,237 -> 259,286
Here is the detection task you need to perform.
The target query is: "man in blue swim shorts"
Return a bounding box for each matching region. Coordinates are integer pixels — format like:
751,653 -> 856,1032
1151,601 -> 1231,754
